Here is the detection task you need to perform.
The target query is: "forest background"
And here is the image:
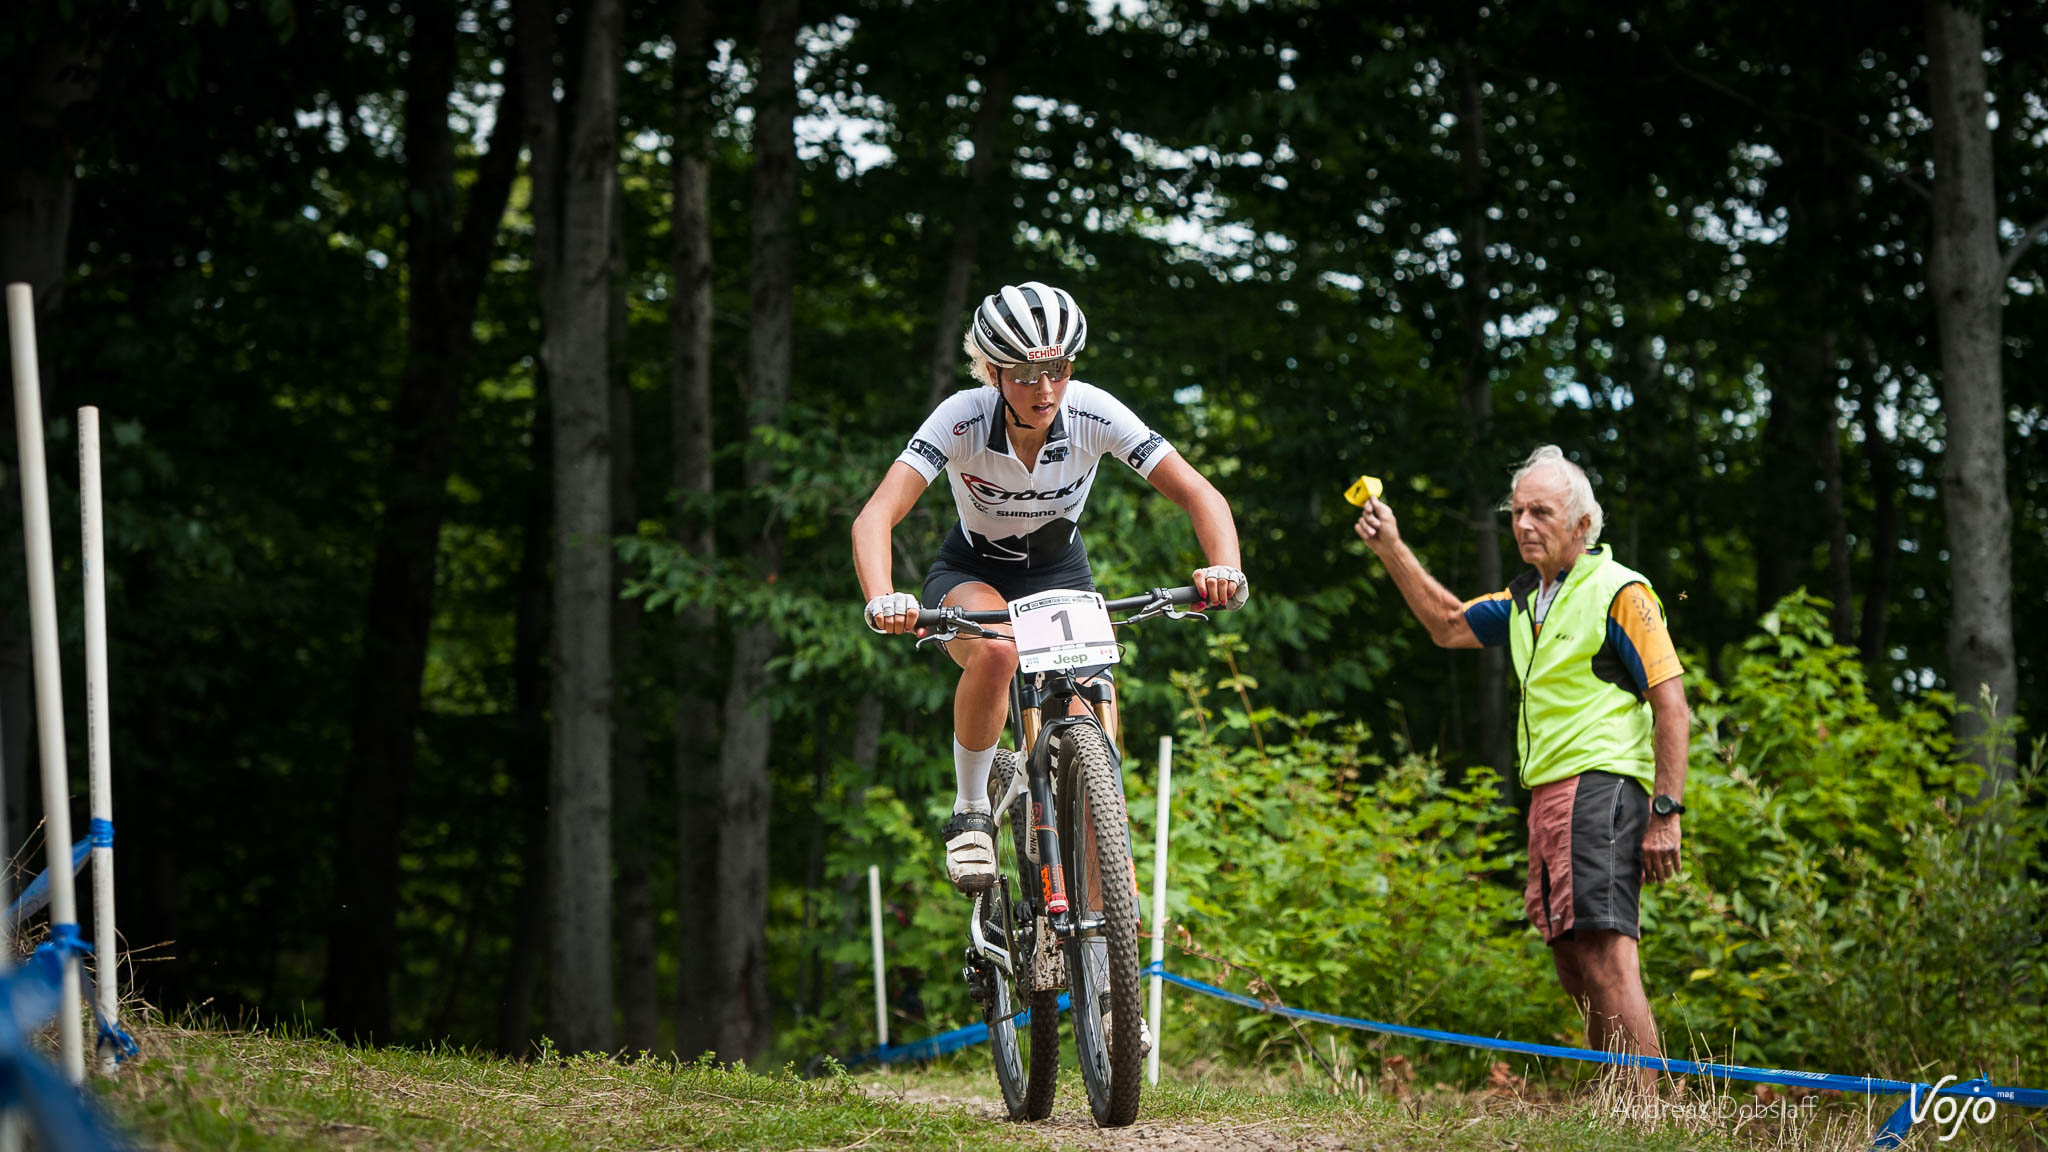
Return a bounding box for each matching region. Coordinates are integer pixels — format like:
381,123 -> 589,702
1,0 -> 2044,1091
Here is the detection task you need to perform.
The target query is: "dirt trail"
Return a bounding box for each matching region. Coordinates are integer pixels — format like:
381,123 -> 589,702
857,1079 -> 1358,1151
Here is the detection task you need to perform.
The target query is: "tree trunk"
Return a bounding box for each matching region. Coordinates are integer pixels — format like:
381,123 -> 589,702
496,394 -> 552,1055
669,0 -> 721,1062
1856,370 -> 1897,667
924,55 -> 1012,411
804,695 -> 882,1014
1,31 -> 96,882
539,0 -> 623,1056
0,40 -> 90,307
325,0 -> 524,1042
1456,53 -> 1509,777
713,0 -> 799,1064
1925,0 -> 2017,785
611,178 -> 658,1055
1813,336 -> 1854,645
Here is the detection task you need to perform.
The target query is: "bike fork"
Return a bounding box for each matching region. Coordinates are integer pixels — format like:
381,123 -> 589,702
1028,764 -> 1071,924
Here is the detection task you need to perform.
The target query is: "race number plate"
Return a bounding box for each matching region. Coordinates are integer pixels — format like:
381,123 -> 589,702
1009,589 -> 1119,674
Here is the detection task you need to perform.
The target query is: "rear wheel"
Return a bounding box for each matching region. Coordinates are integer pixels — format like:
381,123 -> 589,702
1058,724 -> 1143,1127
987,749 -> 1058,1120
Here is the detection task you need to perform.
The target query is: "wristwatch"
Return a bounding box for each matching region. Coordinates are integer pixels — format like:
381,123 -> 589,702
1652,794 -> 1686,817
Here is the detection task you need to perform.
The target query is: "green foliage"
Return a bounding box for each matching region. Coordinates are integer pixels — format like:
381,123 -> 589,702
975,594 -> 2044,1093
1647,593 -> 2048,1085
1129,683 -> 1576,1085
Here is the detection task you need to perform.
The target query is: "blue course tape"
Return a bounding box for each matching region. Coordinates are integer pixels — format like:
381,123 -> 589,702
6,837 -> 92,924
843,993 -> 1069,1068
0,924 -> 130,1150
89,818 -> 114,849
1147,963 -> 2047,1149
840,962 -> 2044,1149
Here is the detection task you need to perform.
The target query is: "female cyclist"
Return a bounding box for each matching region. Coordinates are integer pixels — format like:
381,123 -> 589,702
851,280 -> 1247,894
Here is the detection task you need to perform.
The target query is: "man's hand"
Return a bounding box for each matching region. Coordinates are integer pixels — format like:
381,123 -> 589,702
1353,497 -> 1403,555
1641,814 -> 1682,884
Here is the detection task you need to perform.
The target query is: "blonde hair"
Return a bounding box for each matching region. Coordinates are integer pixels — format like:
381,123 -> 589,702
1502,445 -> 1604,547
961,325 -> 999,387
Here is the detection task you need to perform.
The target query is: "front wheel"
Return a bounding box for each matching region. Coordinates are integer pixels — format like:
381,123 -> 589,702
986,749 -> 1058,1120
1058,724 -> 1143,1127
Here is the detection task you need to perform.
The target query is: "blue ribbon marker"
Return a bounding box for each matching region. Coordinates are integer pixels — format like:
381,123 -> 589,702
844,992 -> 1070,1067
836,962 -> 2046,1150
6,837 -> 93,924
1144,963 -> 2046,1149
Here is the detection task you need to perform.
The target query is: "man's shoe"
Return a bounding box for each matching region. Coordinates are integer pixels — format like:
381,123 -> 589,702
942,808 -> 997,894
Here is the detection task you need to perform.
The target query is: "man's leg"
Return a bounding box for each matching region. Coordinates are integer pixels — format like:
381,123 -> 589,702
1557,929 -> 1662,1088
1550,937 -> 1591,1025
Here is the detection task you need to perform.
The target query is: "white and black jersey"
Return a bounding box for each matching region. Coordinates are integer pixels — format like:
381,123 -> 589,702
897,380 -> 1175,565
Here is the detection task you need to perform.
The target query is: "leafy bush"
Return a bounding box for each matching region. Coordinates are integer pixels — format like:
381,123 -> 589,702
1647,593 -> 2048,1086
781,595 -> 2048,1098
1141,597 -> 2046,1091
1128,649 -> 1578,1086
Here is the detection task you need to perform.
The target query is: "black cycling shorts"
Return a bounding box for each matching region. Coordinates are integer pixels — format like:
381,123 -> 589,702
921,519 -> 1095,608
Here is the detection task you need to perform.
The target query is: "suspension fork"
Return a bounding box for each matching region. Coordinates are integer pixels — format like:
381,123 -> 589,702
1026,758 -> 1069,924
1018,681 -> 1086,932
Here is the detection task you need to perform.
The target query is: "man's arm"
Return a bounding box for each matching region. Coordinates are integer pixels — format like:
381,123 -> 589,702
1641,675 -> 1690,883
1353,498 -> 1480,649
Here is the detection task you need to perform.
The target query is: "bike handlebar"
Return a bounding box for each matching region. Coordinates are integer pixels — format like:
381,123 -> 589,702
911,585 -> 1205,630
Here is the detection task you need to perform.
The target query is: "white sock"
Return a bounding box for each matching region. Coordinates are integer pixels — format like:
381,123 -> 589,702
953,737 -> 996,813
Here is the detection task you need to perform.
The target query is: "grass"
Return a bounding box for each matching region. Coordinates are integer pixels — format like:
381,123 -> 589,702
85,1015 -> 2044,1150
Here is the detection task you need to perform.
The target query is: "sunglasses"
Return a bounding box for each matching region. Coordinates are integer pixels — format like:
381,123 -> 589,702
1003,359 -> 1072,387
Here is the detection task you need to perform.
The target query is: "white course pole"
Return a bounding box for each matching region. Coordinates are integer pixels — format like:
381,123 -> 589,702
80,406 -> 120,1076
1147,735 -> 1173,1086
7,282 -> 89,1084
868,864 -> 888,1049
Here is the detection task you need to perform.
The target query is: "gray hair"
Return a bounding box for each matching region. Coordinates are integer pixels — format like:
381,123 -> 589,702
1501,445 -> 1604,547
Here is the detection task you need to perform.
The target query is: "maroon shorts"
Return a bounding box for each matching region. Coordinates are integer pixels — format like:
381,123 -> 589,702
1524,770 -> 1648,943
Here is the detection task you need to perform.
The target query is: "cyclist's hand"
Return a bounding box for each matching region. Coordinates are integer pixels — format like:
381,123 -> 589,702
863,592 -> 920,635
1353,496 -> 1402,555
1194,565 -> 1249,611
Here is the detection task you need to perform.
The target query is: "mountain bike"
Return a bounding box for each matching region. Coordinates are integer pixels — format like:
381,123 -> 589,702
913,584 -> 1210,1128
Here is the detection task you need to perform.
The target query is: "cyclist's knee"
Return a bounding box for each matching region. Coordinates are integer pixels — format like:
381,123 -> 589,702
966,639 -> 1019,678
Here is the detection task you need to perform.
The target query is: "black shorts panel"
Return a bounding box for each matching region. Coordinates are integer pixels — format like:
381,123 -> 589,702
921,523 -> 1094,608
1525,770 -> 1647,942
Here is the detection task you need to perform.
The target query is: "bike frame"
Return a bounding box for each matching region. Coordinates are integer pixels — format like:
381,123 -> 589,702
918,587 -> 1205,982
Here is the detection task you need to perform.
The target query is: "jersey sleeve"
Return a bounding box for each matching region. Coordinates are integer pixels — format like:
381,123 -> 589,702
1070,382 -> 1176,478
1604,582 -> 1683,693
895,392 -> 976,481
1461,590 -> 1512,648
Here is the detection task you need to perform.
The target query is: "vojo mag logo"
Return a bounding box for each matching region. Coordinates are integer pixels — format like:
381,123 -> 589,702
1910,1077 -> 2000,1143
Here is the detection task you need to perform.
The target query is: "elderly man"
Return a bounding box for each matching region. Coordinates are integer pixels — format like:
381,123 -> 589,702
1353,445 -> 1690,1081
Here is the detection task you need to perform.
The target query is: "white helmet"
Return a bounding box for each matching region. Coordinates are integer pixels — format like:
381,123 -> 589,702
970,281 -> 1088,367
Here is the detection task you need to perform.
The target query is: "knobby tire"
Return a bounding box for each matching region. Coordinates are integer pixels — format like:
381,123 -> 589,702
1058,724 -> 1143,1127
988,749 -> 1058,1120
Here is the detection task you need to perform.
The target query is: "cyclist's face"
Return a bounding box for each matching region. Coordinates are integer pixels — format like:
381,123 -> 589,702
998,360 -> 1071,427
1510,468 -> 1590,575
